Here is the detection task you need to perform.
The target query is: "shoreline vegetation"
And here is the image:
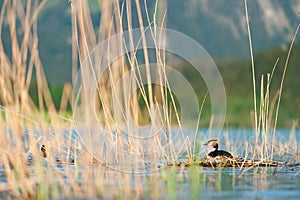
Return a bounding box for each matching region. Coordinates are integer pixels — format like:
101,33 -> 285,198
26,43 -> 300,128
0,0 -> 299,199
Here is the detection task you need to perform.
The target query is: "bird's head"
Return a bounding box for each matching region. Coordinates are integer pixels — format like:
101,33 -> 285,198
41,144 -> 46,153
204,139 -> 219,150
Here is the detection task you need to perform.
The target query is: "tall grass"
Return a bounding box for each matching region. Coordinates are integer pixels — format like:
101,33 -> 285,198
0,0 -> 299,198
0,0 -> 185,198
244,0 -> 300,162
69,0 -> 190,170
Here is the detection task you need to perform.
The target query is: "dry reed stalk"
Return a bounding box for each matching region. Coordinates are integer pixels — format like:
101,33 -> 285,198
244,0 -> 259,160
244,0 -> 300,162
271,24 -> 300,158
2,0 -> 298,198
0,0 -> 79,197
134,0 -> 153,110
0,0 -> 62,128
69,0 -> 185,169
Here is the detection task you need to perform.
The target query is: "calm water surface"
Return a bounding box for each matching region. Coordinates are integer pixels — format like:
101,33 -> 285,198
1,129 -> 299,199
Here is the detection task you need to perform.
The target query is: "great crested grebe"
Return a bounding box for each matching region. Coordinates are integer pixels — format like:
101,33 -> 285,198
41,144 -> 47,158
40,144 -> 64,166
204,139 -> 233,158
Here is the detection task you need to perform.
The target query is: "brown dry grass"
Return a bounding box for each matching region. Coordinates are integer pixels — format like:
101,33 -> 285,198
0,0 -> 299,199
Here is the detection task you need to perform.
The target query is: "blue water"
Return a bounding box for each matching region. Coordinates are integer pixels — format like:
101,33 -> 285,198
1,128 -> 299,199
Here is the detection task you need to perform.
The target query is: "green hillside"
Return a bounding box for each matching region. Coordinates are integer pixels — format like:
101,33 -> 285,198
38,44 -> 300,128
218,44 -> 300,127
167,44 -> 300,128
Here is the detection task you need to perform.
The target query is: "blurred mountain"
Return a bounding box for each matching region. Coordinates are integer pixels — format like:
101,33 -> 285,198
2,0 -> 300,84
167,0 -> 300,58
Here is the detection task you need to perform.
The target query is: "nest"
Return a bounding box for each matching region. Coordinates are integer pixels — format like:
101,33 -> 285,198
166,156 -> 300,169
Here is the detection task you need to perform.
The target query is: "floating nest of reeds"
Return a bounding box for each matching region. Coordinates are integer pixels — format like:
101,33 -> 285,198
166,157 -> 300,169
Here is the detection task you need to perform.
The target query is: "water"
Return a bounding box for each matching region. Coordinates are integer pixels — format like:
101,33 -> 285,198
2,164 -> 298,199
1,128 -> 299,199
53,164 -> 300,199
178,167 -> 300,199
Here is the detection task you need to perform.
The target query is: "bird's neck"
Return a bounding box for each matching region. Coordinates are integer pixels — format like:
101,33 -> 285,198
214,144 -> 219,150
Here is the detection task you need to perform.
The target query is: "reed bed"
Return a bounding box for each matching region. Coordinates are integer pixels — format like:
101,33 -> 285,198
0,0 -> 299,199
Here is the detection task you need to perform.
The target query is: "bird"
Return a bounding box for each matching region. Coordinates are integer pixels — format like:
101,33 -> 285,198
40,144 -> 64,167
204,139 -> 233,158
41,144 -> 47,158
